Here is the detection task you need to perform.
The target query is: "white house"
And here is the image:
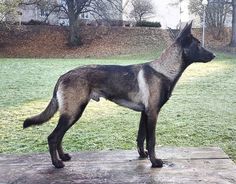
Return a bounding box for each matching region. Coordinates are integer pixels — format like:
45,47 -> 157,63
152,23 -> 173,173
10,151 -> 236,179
18,3 -> 60,25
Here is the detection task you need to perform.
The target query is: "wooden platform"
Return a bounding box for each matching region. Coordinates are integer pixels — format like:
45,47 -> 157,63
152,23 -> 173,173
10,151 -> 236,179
0,147 -> 235,184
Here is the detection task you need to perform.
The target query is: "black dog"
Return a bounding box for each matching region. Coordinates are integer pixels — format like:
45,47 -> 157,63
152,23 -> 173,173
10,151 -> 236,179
24,22 -> 215,169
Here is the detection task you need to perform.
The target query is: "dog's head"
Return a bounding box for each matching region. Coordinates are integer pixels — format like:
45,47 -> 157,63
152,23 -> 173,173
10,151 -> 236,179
176,21 -> 215,64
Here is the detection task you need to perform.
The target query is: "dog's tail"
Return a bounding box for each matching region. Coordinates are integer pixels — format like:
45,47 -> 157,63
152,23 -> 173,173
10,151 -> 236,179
23,97 -> 58,129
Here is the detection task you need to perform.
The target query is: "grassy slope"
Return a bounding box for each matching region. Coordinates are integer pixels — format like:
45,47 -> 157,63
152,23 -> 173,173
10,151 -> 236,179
0,53 -> 235,162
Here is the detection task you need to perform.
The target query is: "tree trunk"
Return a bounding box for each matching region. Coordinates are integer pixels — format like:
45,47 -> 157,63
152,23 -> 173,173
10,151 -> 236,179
66,1 -> 82,47
68,15 -> 82,47
230,0 -> 236,47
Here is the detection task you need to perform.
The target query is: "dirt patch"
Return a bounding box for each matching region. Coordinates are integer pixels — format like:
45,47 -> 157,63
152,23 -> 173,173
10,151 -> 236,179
0,25 -> 234,58
0,25 -> 171,58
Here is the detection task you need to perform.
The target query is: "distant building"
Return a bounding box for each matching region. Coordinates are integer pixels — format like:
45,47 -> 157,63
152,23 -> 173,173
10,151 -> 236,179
17,2 -> 60,25
7,0 -> 122,26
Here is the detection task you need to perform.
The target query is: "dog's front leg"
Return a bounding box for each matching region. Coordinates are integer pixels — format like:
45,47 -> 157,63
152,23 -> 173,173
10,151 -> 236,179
146,109 -> 163,168
137,111 -> 148,158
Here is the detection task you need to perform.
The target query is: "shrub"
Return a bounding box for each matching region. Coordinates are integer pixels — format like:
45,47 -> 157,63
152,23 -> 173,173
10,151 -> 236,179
136,21 -> 161,28
23,20 -> 49,25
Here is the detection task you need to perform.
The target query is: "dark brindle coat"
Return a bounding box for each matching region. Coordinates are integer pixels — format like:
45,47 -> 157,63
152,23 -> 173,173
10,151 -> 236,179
23,22 -> 215,168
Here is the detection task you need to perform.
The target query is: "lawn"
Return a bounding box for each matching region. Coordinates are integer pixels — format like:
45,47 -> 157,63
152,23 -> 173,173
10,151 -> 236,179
0,52 -> 235,162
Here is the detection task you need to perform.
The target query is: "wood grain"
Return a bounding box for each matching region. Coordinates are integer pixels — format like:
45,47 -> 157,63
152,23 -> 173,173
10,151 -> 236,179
0,147 -> 235,184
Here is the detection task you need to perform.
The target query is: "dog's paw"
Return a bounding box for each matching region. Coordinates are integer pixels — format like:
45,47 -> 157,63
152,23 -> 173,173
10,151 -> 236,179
138,150 -> 148,158
60,153 -> 71,161
53,160 -> 65,169
151,159 -> 163,168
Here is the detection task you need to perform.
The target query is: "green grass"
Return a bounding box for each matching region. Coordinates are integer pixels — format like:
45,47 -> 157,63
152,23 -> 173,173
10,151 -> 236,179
0,52 -> 235,162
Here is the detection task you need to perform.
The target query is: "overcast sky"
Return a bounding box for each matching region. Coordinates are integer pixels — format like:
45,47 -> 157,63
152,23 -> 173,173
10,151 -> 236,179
123,0 -> 190,29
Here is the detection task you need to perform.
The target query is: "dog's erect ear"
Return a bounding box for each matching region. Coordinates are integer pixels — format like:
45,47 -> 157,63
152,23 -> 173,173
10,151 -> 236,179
177,21 -> 192,38
176,21 -> 193,46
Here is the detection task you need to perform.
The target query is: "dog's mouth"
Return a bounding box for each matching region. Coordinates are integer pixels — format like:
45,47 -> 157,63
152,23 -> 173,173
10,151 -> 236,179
210,53 -> 216,60
202,53 -> 216,63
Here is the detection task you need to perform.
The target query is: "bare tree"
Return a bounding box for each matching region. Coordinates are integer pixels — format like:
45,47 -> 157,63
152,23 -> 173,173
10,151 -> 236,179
65,0 -> 122,46
130,0 -> 154,22
189,0 -> 232,40
20,0 -> 122,46
230,0 -> 236,46
0,0 -> 22,23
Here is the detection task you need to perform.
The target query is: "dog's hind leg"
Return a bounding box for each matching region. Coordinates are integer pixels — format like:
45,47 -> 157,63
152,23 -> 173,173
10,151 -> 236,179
48,85 -> 90,168
48,101 -> 88,168
48,114 -> 73,168
137,111 -> 148,158
57,102 -> 88,162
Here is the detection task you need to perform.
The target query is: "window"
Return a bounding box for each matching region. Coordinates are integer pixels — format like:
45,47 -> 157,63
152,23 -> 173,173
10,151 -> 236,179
61,0 -> 66,6
40,9 -> 45,16
80,13 -> 89,19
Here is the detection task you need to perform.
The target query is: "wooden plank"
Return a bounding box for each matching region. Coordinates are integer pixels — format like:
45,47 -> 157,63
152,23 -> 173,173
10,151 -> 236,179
0,147 -> 235,184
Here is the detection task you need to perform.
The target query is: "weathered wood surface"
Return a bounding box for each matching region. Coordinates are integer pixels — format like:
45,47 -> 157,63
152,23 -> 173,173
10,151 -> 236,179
0,147 -> 235,184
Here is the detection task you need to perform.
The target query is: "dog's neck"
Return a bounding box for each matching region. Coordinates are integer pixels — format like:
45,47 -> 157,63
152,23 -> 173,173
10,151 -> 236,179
149,43 -> 187,83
